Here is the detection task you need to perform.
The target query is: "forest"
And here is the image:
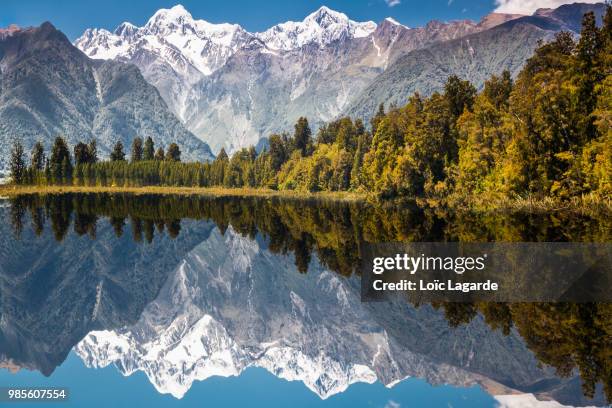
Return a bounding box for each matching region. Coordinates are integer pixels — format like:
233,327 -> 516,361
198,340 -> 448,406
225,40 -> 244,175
9,9 -> 611,204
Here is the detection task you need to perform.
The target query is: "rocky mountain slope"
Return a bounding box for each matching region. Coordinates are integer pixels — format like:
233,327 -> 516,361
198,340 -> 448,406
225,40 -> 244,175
74,227 -> 599,406
75,5 -> 525,153
345,2 -> 608,121
0,22 -> 213,170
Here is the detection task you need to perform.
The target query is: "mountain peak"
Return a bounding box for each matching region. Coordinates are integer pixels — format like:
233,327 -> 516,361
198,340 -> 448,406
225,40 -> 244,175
257,6 -> 376,50
0,24 -> 21,38
383,17 -> 408,29
151,4 -> 193,22
478,12 -> 524,30
305,6 -> 349,26
114,21 -> 137,37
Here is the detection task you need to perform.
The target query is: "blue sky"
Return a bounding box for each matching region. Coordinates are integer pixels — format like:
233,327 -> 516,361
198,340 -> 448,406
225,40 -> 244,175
0,352 -> 497,408
1,0 -> 598,40
0,0 -> 582,40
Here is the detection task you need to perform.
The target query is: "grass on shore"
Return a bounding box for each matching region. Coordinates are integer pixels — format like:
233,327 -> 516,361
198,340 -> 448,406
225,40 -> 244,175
449,192 -> 612,216
0,184 -> 368,202
0,184 -> 609,214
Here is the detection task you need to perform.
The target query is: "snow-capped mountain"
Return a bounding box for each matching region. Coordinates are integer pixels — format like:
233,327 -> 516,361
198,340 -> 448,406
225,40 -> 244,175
75,5 -> 493,153
74,227 -> 570,401
74,3 -> 604,155
76,5 -> 252,77
256,6 -> 376,51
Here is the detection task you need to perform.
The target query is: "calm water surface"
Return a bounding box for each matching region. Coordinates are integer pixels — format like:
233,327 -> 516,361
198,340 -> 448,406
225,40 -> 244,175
0,194 -> 609,407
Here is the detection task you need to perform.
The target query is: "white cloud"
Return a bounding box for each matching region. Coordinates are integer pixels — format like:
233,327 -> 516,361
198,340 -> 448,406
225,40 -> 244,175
448,0 -> 454,5
494,0 -> 601,15
385,0 -> 401,7
384,401 -> 401,408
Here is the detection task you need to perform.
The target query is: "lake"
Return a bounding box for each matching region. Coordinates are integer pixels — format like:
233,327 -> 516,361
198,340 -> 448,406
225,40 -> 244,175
0,193 -> 609,407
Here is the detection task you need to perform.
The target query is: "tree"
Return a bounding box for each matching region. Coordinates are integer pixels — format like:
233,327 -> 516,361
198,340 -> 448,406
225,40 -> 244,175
577,11 -> 601,72
293,117 -> 312,156
110,141 -> 126,161
268,134 -> 287,171
575,11 -> 604,140
88,139 -> 98,163
30,141 -> 45,171
131,137 -> 143,162
144,137 -> 155,161
74,142 -> 91,165
10,141 -> 26,184
483,70 -> 513,109
166,143 -> 181,162
50,136 -> 72,182
154,147 -> 165,161
444,75 -> 477,118
211,148 -> 229,185
370,103 -> 385,136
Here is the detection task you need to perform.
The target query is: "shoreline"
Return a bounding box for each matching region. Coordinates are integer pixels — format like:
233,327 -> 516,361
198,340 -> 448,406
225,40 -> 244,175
0,184 -> 368,202
0,184 -> 609,215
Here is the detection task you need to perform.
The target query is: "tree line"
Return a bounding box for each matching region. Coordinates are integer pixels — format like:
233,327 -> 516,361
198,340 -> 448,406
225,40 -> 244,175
9,9 -> 611,201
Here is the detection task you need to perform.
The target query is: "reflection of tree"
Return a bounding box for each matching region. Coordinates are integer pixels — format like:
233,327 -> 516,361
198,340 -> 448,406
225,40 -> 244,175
293,233 -> 312,273
8,193 -> 610,273
9,201 -> 25,239
143,220 -> 155,243
30,206 -> 45,236
166,219 -> 181,238
110,217 -> 125,237
438,302 -> 611,402
131,216 -> 142,243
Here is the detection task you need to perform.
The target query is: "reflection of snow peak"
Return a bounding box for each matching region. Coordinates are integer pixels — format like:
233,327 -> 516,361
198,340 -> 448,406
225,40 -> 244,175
73,227 -> 514,400
74,228 -> 383,399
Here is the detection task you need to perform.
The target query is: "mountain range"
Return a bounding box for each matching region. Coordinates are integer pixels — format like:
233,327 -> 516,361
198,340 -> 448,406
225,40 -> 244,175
75,3 -> 606,154
0,22 -> 213,171
0,3 -> 605,168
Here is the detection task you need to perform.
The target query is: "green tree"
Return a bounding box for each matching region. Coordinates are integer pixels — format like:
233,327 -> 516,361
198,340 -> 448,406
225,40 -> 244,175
131,137 -> 143,162
88,139 -> 98,163
143,137 -> 155,161
154,147 -> 165,161
10,141 -> 26,184
30,141 -> 45,171
444,75 -> 477,119
74,142 -> 91,165
110,141 -> 126,162
293,117 -> 312,157
166,143 -> 181,162
370,103 -> 385,136
50,136 -> 72,182
268,134 -> 288,171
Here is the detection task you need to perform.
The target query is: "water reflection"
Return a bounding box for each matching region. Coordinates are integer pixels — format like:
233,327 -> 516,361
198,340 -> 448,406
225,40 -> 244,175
1,194 -> 610,407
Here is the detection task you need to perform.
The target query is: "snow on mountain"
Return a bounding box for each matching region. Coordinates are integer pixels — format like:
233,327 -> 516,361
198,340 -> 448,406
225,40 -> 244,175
73,3 -> 596,155
76,5 -> 376,78
383,17 -> 409,29
256,6 -> 376,51
73,227 -> 553,400
75,4 -> 252,77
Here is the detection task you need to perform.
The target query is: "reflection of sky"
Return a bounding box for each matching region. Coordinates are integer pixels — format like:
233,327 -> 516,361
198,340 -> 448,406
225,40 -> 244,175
0,352 -> 496,408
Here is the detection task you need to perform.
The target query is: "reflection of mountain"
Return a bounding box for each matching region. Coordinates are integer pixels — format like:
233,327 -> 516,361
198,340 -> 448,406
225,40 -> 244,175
74,227 -> 598,405
0,207 -> 215,375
